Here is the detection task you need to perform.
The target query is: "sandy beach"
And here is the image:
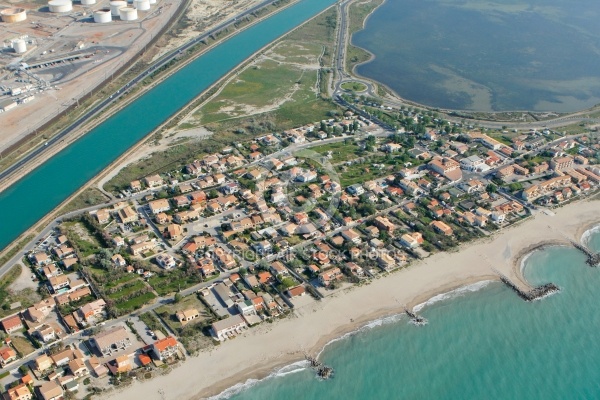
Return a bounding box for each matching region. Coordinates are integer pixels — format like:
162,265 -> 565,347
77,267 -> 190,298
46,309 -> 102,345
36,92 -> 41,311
104,197 -> 600,400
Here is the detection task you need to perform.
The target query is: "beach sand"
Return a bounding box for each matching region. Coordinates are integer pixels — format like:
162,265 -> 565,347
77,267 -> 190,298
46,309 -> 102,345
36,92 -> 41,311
107,197 -> 600,400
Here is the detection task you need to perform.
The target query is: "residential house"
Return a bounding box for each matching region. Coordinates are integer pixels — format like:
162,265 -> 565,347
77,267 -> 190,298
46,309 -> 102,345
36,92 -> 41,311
211,315 -> 248,341
148,199 -> 170,215
144,174 -> 164,188
37,381 -> 63,400
374,216 -> 395,233
118,206 -> 138,223
48,275 -> 69,293
111,254 -> 127,268
176,309 -> 199,323
90,326 -> 132,357
34,354 -> 53,373
341,229 -> 362,244
156,253 -> 177,269
79,299 -> 106,322
377,253 -> 396,271
431,220 -> 453,236
151,336 -> 179,361
0,346 -> 17,366
428,156 -> 462,182
31,252 -> 51,266
95,209 -> 110,224
4,383 -> 32,400
68,358 -> 88,377
286,285 -> 306,298
399,232 -> 423,249
318,267 -> 343,287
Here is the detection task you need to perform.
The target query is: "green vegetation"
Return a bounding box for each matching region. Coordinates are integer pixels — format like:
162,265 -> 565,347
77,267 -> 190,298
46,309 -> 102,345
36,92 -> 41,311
11,336 -> 36,356
107,281 -> 146,300
115,292 -> 157,312
311,140 -> 360,163
148,271 -> 202,296
0,235 -> 34,270
341,81 -> 367,92
61,188 -> 110,214
61,220 -> 102,258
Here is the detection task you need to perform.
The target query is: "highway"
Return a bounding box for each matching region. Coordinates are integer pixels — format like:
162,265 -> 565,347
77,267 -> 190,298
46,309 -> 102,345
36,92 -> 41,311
0,0 -> 286,185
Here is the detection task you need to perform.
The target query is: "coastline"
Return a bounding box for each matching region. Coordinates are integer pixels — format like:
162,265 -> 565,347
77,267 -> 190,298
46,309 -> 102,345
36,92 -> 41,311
106,198 -> 600,400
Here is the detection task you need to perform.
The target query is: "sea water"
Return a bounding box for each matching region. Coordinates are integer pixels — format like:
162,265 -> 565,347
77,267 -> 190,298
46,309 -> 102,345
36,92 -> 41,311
220,228 -> 600,399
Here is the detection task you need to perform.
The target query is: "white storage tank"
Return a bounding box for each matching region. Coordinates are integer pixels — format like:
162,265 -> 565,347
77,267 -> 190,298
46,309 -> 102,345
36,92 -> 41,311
12,39 -> 27,54
48,0 -> 73,13
109,0 -> 126,16
119,6 -> 137,20
134,0 -> 150,11
93,8 -> 111,23
1,8 -> 27,23
80,0 -> 96,5
148,0 -> 156,4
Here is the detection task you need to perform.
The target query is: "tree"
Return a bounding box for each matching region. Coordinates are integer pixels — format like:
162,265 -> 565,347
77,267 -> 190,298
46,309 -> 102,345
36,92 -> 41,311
174,292 -> 182,303
486,183 -> 498,194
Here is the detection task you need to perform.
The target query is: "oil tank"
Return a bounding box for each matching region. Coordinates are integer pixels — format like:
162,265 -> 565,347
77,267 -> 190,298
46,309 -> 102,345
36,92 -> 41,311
12,39 -> 27,54
134,0 -> 150,11
0,8 -> 27,23
48,0 -> 73,13
109,1 -> 126,16
80,0 -> 96,5
93,8 -> 111,22
118,6 -> 137,21
148,0 -> 156,4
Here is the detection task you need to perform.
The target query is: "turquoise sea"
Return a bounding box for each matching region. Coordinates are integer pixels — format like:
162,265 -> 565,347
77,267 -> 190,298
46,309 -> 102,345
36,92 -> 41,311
352,0 -> 600,112
219,227 -> 600,399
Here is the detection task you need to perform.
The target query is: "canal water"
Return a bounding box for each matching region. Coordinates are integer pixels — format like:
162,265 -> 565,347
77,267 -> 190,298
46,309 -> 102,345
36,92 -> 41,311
0,0 -> 336,251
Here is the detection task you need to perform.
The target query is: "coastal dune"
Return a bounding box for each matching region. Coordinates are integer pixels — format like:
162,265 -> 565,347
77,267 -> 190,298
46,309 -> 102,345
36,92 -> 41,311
108,198 -> 600,400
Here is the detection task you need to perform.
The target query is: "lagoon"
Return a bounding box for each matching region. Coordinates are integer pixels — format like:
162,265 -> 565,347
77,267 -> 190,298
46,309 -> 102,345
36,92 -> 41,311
353,0 -> 600,112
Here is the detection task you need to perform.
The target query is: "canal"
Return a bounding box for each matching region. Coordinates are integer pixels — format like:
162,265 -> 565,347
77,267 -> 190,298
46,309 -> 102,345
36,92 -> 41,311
0,0 -> 337,252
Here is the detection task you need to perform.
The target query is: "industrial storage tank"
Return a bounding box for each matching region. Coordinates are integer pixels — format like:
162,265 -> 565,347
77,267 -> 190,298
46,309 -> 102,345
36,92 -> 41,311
48,0 -> 73,13
109,1 -> 126,16
134,0 -> 150,11
0,8 -> 27,23
80,0 -> 96,5
93,8 -> 111,23
119,6 -> 137,20
12,39 -> 27,53
148,0 -> 156,4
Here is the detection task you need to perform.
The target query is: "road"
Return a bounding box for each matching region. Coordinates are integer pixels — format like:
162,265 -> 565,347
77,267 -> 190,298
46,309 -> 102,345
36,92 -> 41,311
0,0 -> 289,185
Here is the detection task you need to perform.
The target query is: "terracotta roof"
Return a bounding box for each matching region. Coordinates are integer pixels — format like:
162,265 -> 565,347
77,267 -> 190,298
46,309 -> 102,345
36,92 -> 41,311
153,336 -> 177,352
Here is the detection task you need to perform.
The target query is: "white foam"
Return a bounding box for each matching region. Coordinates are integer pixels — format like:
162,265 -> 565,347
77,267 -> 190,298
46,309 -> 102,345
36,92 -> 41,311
207,360 -> 309,400
581,224 -> 600,248
413,280 -> 492,312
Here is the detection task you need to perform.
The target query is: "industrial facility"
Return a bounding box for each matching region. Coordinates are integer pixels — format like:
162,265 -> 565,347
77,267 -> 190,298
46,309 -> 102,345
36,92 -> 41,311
0,0 -> 163,117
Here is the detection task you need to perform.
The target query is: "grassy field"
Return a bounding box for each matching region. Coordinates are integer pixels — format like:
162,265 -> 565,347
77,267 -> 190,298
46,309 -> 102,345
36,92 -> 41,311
61,188 -> 110,214
311,140 -> 361,164
188,7 -> 339,132
115,292 -> 157,312
341,81 -> 367,92
62,221 -> 101,258
107,280 -> 147,300
12,336 -> 36,356
148,273 -> 202,296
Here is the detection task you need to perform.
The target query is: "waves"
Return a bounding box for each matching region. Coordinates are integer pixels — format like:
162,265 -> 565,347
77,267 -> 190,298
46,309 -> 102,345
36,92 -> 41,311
413,280 -> 492,312
207,360 -> 309,400
580,224 -> 600,250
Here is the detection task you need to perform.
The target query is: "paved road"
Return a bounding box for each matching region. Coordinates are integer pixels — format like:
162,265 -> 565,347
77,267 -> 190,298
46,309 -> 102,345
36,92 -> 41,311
0,0 -> 287,185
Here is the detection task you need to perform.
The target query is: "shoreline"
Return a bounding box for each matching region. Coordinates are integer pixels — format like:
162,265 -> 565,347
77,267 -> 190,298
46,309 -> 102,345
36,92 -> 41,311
106,198 -> 600,400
